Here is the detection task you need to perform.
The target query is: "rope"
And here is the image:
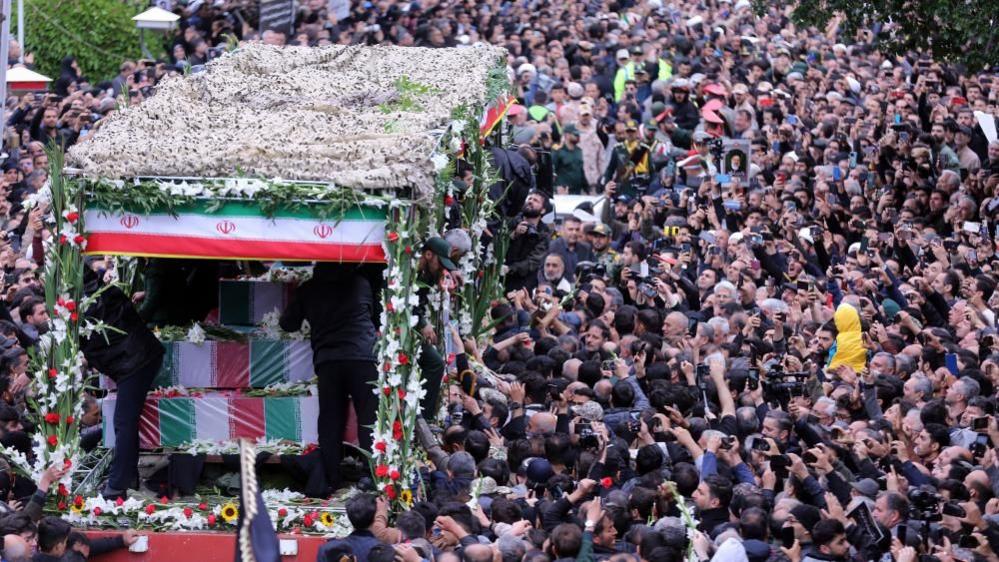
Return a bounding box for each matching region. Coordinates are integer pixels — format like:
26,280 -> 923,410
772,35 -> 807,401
238,439 -> 258,562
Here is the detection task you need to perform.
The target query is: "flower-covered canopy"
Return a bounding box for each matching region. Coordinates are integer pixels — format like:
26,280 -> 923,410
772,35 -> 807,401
67,43 -> 505,200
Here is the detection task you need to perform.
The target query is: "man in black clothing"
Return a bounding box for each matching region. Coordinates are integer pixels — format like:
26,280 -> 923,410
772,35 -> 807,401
281,263 -> 379,494
415,237 -> 456,419
80,267 -> 164,500
504,191 -> 552,292
692,474 -> 732,536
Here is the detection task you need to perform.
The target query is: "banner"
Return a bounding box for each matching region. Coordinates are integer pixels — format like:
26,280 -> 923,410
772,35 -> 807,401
84,200 -> 386,262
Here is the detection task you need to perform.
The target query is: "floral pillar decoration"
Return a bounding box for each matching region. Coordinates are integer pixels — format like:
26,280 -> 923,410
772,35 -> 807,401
0,150 -> 88,487
371,202 -> 427,509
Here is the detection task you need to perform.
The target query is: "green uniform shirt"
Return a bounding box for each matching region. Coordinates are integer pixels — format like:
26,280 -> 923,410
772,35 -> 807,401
552,144 -> 588,194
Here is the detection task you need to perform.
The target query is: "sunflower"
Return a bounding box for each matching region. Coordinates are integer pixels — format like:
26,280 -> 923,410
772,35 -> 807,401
221,503 -> 239,524
400,489 -> 413,505
69,504 -> 82,515
320,512 -> 335,527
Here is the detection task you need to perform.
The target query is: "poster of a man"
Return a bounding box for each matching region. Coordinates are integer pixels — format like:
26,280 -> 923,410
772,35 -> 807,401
722,139 -> 751,183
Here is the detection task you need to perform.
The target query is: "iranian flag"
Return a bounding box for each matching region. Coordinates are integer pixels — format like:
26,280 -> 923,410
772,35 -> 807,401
102,393 -> 320,448
218,280 -> 292,326
148,340 -> 313,389
84,200 -> 386,262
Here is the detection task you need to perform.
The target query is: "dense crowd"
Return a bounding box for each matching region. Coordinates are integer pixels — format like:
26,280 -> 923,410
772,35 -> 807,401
0,0 -> 998,562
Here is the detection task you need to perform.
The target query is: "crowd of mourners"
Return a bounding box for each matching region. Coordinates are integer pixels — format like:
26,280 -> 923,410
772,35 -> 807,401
0,0 -> 998,562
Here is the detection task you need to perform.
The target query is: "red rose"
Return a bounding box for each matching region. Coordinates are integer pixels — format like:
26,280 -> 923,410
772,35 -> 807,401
278,508 -> 288,518
198,503 -> 208,511
600,477 -> 613,489
375,464 -> 389,478
44,412 -> 60,425
47,435 -> 58,447
392,420 -> 403,440
74,495 -> 83,508
65,416 -> 74,425
374,441 -> 386,453
397,353 -> 409,365
58,235 -> 67,245
115,497 -> 124,507
404,245 -> 412,254
183,507 -> 193,519
64,301 -> 76,312
382,386 -> 392,396
93,507 -> 102,516
382,362 -> 392,372
444,195 -> 455,206
390,469 -> 400,481
73,234 -> 85,245
63,459 -> 72,468
397,389 -> 406,399
385,485 -> 397,500
65,212 -> 79,223
303,514 -> 314,527
145,505 -> 156,515
160,496 -> 170,504
57,501 -> 66,510
48,368 -> 58,379
57,484 -> 68,497
385,301 -> 395,312
302,443 -> 318,455
70,312 -> 78,321
207,514 -> 217,526
387,232 -> 400,242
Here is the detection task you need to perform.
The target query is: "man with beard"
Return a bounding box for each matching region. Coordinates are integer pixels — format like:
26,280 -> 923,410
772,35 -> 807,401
280,263 -> 379,494
504,191 -> 552,292
17,297 -> 48,346
586,223 -> 618,273
538,253 -> 573,294
415,237 -> 457,418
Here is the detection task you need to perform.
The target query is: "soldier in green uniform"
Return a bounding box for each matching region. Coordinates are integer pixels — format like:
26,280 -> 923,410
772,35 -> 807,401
551,124 -> 587,194
586,223 -> 619,278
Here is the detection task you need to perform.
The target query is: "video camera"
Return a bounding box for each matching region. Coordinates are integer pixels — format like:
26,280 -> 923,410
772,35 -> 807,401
907,486 -> 966,522
762,362 -> 810,404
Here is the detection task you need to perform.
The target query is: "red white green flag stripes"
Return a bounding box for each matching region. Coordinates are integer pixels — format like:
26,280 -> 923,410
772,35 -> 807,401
102,393 -> 319,448
83,201 -> 387,262
99,340 -> 314,390
218,280 -> 293,326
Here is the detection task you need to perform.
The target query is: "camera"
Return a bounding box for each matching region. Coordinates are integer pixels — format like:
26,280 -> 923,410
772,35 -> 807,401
907,486 -> 966,522
574,422 -> 599,448
762,363 -> 810,404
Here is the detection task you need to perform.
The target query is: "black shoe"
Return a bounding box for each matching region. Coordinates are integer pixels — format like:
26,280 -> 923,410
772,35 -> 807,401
100,485 -> 127,501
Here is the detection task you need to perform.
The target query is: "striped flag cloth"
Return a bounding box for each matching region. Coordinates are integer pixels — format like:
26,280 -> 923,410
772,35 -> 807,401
152,340 -> 314,389
102,393 -> 319,448
218,280 -> 294,326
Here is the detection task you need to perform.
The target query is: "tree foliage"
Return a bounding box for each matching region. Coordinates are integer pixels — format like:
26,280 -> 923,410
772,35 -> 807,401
13,0 -> 144,82
755,0 -> 998,71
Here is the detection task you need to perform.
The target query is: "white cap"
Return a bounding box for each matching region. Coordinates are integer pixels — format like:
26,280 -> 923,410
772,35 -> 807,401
881,60 -> 893,69
798,227 -> 814,244
734,0 -> 751,10
616,48 -> 630,60
517,63 -> 537,76
686,15 -> 703,27
846,76 -> 861,94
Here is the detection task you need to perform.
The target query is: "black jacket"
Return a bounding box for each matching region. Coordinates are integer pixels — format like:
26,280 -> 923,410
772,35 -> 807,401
504,217 -> 552,292
80,269 -> 164,381
280,264 -> 378,365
